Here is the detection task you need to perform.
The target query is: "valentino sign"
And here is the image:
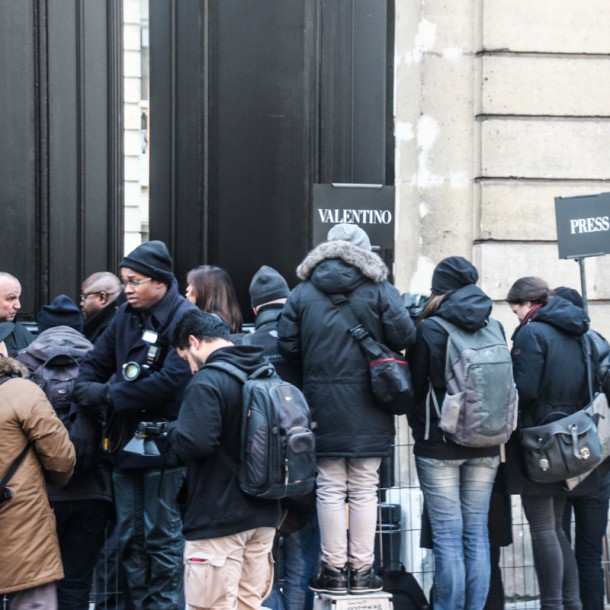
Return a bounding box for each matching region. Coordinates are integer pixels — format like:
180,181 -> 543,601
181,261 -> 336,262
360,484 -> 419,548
312,184 -> 395,249
555,192 -> 610,259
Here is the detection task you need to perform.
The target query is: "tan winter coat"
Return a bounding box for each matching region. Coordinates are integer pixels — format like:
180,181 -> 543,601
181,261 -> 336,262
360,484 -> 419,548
0,357 -> 75,595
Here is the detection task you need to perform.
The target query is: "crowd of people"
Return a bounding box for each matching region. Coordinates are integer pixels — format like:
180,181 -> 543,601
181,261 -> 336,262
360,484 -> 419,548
1,223 -> 609,610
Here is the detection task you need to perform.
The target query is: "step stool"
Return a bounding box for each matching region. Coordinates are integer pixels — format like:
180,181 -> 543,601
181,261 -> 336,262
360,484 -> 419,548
313,591 -> 393,610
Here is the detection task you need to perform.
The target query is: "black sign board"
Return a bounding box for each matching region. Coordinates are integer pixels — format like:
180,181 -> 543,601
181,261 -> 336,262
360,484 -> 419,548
312,183 -> 395,249
555,192 -> 610,259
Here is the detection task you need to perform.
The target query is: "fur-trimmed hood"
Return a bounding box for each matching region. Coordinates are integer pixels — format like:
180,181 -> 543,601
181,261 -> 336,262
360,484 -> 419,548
297,241 -> 388,287
0,356 -> 28,378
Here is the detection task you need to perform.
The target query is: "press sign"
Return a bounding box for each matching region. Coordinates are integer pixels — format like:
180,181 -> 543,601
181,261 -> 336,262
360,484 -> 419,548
554,192 -> 610,259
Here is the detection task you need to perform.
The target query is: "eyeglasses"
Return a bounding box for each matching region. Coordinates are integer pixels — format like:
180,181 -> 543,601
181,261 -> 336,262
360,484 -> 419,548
120,277 -> 152,289
79,291 -> 105,302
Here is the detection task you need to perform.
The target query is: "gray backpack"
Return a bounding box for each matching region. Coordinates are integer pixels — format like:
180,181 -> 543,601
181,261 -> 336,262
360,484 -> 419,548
425,317 -> 518,447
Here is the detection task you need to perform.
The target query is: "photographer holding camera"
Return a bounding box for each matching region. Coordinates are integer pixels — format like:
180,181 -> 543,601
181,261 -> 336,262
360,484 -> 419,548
72,241 -> 195,610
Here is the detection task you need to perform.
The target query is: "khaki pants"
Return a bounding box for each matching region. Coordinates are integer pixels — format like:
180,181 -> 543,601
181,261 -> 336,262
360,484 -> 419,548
185,527 -> 275,610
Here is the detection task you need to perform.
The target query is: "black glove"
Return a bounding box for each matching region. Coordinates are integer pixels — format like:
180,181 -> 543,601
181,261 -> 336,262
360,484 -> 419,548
69,413 -> 101,473
73,382 -> 113,411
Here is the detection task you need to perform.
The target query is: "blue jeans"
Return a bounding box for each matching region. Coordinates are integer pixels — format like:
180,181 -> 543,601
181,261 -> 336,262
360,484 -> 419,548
264,514 -> 320,610
113,466 -> 186,610
54,499 -> 112,610
416,455 -> 499,610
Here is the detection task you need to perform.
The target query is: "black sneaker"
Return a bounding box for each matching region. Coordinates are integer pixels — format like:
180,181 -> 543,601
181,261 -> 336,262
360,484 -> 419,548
349,564 -> 383,594
309,563 -> 349,595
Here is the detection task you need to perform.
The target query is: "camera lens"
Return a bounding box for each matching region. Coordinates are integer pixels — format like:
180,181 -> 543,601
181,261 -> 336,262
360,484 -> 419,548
122,361 -> 141,382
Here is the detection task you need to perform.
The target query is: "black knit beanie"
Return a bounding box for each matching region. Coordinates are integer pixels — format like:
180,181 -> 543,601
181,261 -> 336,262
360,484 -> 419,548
553,286 -> 583,309
249,266 -> 289,308
119,240 -> 175,285
431,256 -> 479,295
38,294 -> 83,333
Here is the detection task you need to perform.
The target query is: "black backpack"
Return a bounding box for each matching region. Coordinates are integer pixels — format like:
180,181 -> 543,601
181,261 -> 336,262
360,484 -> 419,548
30,354 -> 80,429
205,361 -> 317,500
379,564 -> 430,610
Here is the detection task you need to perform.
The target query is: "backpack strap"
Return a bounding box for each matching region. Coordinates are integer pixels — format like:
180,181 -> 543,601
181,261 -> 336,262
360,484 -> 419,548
201,360 -> 275,478
424,384 -> 442,441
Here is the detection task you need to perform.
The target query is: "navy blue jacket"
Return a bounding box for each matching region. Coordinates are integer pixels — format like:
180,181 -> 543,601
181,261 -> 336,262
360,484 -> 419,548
76,279 -> 195,468
165,345 -> 280,540
505,296 -> 595,495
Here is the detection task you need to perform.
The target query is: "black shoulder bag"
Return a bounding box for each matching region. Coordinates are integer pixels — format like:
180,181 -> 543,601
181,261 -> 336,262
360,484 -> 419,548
519,336 -> 603,484
0,376 -> 30,504
328,293 -> 413,415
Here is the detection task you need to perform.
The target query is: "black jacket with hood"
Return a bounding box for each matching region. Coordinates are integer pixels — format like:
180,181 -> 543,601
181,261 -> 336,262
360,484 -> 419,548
165,344 -> 280,540
408,284 -> 502,460
505,295 -> 596,495
278,240 -> 416,457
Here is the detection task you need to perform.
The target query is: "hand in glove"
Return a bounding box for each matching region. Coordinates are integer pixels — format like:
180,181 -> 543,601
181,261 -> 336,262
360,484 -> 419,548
73,382 -> 113,412
69,412 -> 102,473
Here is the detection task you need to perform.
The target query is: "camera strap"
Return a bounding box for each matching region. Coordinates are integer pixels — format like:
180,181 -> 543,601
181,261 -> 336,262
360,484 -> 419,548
0,376 -> 30,492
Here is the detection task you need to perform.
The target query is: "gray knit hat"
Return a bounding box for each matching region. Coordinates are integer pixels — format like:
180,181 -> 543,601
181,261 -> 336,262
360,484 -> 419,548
249,266 -> 290,308
119,240 -> 175,285
327,223 -> 372,251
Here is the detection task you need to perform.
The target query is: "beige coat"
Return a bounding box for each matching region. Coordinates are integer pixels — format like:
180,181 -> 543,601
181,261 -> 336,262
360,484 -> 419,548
0,358 -> 75,595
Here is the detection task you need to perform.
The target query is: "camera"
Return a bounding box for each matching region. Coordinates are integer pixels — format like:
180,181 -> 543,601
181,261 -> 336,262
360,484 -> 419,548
0,487 -> 13,504
122,330 -> 166,382
402,292 -> 428,321
123,419 -> 169,457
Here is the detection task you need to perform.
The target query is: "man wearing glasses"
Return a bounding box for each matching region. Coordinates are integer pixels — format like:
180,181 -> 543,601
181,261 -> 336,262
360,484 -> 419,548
80,271 -> 124,344
73,240 -> 195,610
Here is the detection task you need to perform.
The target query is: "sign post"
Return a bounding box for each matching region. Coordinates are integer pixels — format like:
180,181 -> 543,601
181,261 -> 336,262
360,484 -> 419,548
554,192 -> 610,313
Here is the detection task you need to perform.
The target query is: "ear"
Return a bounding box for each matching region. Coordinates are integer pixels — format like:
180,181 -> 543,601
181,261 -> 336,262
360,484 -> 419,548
99,291 -> 110,305
188,335 -> 199,350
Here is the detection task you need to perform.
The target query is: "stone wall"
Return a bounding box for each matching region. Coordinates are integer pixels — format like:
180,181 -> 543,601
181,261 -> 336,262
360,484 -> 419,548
394,0 -> 610,337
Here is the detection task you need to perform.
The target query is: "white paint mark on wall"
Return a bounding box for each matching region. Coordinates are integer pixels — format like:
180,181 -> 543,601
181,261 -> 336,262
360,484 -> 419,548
450,174 -> 470,188
402,19 -> 436,65
410,256 -> 436,294
443,47 -> 463,60
419,200 -> 429,218
413,115 -> 443,188
395,121 -> 415,142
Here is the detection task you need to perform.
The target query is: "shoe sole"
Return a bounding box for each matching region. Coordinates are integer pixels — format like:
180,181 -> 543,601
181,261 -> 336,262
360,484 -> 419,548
349,586 -> 384,594
309,586 -> 349,595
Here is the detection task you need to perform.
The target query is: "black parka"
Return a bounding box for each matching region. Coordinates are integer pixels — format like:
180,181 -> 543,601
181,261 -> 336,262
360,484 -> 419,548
278,240 -> 416,457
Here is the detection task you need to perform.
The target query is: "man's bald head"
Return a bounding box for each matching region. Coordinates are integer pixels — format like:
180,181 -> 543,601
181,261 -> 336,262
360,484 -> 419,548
80,272 -> 122,320
0,273 -> 22,322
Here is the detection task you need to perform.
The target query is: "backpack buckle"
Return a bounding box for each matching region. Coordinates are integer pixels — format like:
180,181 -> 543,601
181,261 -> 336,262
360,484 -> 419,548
350,325 -> 369,342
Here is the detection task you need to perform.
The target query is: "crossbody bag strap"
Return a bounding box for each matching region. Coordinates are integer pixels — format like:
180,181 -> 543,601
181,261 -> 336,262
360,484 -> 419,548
328,293 -> 383,360
0,375 -> 31,492
582,334 -> 594,403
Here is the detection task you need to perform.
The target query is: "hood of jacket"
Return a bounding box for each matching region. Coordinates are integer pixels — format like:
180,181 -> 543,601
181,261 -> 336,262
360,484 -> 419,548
21,326 -> 93,364
296,240 -> 388,295
203,343 -> 268,376
435,284 -> 493,332
525,295 -> 589,337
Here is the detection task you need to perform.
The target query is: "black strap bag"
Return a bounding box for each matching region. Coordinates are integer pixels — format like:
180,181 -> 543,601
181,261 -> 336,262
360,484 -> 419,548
519,336 -> 602,484
329,293 -> 413,415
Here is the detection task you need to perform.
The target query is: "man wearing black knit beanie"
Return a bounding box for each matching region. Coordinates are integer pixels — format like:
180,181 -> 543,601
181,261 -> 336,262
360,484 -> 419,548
73,240 -> 195,609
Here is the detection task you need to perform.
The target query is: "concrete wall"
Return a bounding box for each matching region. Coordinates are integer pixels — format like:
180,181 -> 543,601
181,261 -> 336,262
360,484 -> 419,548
394,0 -> 610,337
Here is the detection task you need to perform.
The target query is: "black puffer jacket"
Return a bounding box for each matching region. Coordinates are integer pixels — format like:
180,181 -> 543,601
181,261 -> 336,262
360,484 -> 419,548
408,284 -> 501,460
505,295 -> 595,495
165,345 -> 280,540
278,240 -> 416,457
